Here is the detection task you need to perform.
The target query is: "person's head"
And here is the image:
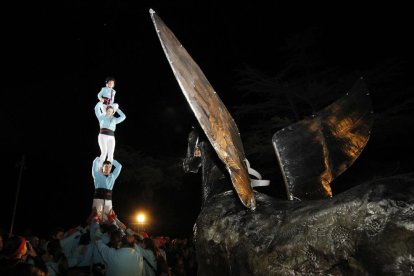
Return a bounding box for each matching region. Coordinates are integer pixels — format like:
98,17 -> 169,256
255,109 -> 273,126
46,239 -> 63,261
143,237 -> 155,251
79,231 -> 91,245
51,227 -> 65,240
121,234 -> 135,248
105,76 -> 116,88
134,234 -> 143,244
108,229 -> 123,249
154,236 -> 167,248
105,105 -> 115,116
101,223 -> 118,234
29,235 -> 40,248
102,161 -> 112,175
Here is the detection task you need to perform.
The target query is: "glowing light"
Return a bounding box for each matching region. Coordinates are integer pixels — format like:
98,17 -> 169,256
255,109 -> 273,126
136,214 -> 145,223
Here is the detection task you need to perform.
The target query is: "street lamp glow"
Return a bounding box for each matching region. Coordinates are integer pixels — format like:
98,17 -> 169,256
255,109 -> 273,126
137,214 -> 145,223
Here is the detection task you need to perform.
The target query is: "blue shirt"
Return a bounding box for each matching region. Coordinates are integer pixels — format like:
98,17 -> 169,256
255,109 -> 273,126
97,87 -> 116,104
96,242 -> 144,276
92,157 -> 122,190
73,243 -> 94,267
92,232 -> 110,264
134,245 -> 157,276
95,102 -> 126,131
90,223 -> 144,276
60,231 -> 82,267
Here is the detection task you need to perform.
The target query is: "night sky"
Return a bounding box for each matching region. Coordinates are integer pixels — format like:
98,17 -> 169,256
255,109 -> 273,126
1,1 -> 412,238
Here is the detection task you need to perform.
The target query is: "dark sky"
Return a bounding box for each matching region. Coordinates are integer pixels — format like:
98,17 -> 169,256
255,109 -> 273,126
1,1 -> 412,237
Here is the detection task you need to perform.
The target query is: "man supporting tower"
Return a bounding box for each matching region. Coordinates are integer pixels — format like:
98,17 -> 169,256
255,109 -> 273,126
91,157 -> 122,224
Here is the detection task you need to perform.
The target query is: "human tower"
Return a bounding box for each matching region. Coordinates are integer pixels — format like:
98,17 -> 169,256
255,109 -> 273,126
91,76 -> 126,227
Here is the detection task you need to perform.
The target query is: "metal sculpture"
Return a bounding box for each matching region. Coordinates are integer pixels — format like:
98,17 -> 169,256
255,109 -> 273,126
150,9 -> 414,275
149,9 -> 373,204
273,78 -> 374,200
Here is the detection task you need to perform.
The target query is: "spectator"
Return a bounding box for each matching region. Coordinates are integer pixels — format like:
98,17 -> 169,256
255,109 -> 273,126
0,235 -> 47,275
44,238 -> 69,276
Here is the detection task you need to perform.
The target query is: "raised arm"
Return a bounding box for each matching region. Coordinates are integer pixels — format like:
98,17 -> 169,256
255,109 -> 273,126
111,159 -> 122,179
94,102 -> 103,119
92,157 -> 100,179
89,222 -> 118,264
114,108 -> 126,124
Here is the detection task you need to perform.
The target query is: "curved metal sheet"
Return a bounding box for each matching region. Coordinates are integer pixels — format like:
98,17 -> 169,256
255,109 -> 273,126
149,9 -> 256,209
272,78 -> 374,200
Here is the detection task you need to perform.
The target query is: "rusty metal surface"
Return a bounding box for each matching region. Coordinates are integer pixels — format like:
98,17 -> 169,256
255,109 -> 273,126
273,78 -> 374,200
149,10 -> 256,209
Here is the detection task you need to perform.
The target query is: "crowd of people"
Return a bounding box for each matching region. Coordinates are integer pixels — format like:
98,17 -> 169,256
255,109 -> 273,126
0,216 -> 197,275
1,77 -> 198,275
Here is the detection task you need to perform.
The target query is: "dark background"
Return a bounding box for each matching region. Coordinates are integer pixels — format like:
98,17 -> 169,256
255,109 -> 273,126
1,1 -> 413,238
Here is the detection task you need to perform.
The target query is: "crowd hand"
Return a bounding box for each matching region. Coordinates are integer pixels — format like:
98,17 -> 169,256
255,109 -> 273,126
106,209 -> 117,224
26,242 -> 37,258
118,221 -> 127,230
86,207 -> 99,224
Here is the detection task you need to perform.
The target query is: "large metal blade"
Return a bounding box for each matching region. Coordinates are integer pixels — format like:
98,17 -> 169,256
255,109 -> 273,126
273,78 -> 374,200
149,9 -> 256,209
